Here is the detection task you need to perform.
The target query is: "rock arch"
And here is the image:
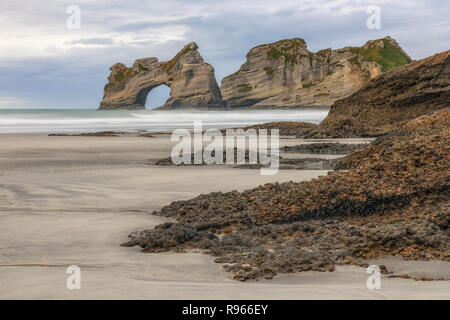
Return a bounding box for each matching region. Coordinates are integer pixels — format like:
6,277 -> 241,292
99,42 -> 224,110
143,84 -> 171,109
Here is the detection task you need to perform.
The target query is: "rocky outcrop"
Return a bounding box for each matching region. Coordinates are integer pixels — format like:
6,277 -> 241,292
240,121 -> 317,136
308,50 -> 450,137
98,42 -> 224,110
220,36 -> 411,108
122,108 -> 450,280
282,142 -> 369,155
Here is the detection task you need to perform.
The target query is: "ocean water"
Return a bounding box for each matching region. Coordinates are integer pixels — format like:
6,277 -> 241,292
0,109 -> 329,133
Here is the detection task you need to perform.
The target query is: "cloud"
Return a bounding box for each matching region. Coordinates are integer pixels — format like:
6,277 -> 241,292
67,37 -> 115,46
0,0 -> 448,108
0,96 -> 30,109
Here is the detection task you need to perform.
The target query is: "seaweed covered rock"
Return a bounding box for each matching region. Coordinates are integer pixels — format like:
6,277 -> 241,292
282,142 -> 369,154
124,108 -> 449,280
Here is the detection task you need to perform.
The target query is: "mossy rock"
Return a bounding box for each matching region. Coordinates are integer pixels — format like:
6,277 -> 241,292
266,38 -> 307,64
112,68 -> 134,82
350,39 -> 411,72
263,67 -> 276,76
267,48 -> 283,60
138,64 -> 149,72
361,70 -> 371,83
236,84 -> 252,93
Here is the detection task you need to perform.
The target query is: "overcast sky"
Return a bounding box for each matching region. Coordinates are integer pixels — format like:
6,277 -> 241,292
0,0 -> 449,109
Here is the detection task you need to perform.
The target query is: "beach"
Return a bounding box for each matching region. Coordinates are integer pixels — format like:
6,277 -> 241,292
1,133 -> 448,299
1,0 -> 448,307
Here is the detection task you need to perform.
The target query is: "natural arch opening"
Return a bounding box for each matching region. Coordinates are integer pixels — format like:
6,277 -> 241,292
144,84 -> 171,109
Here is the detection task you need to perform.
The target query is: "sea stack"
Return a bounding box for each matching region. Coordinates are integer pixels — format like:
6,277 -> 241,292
98,42 -> 224,110
220,36 -> 411,108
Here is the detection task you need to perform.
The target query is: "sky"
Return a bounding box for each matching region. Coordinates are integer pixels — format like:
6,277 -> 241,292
0,0 -> 449,109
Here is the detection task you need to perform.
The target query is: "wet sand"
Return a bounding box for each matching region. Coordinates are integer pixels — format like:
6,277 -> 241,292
0,134 -> 448,299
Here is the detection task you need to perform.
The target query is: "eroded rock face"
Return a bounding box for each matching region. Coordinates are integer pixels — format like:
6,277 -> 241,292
98,42 -> 224,110
308,50 -> 450,137
220,36 -> 411,108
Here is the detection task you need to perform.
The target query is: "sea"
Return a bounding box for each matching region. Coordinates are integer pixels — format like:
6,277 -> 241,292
0,109 -> 329,134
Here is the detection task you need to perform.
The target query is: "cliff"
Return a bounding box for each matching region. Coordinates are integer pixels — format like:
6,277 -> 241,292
98,42 -> 224,110
308,50 -> 450,137
220,36 -> 411,108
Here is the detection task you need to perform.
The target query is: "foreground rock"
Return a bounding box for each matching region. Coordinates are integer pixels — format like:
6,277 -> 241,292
221,36 -> 411,109
123,108 -> 449,281
308,50 -> 450,138
48,131 -> 129,137
282,142 -> 369,155
98,42 -> 224,110
239,121 -> 317,136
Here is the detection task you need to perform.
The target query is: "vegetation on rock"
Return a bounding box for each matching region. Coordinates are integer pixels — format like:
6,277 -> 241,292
138,64 -> 149,72
163,45 -> 193,72
263,67 -> 276,76
266,38 -> 307,64
236,84 -> 252,93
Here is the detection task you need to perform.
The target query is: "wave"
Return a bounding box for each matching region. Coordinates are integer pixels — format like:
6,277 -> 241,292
0,109 -> 329,133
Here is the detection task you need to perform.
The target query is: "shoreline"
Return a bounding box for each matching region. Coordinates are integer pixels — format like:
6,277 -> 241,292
0,132 -> 448,299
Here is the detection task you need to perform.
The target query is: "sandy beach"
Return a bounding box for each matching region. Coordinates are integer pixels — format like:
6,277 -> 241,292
0,134 -> 448,299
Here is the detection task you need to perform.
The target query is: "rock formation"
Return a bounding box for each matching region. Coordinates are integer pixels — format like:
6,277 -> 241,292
99,37 -> 415,110
220,36 -> 411,108
122,108 -> 450,280
98,42 -> 224,110
308,50 -> 450,137
240,121 -> 317,136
